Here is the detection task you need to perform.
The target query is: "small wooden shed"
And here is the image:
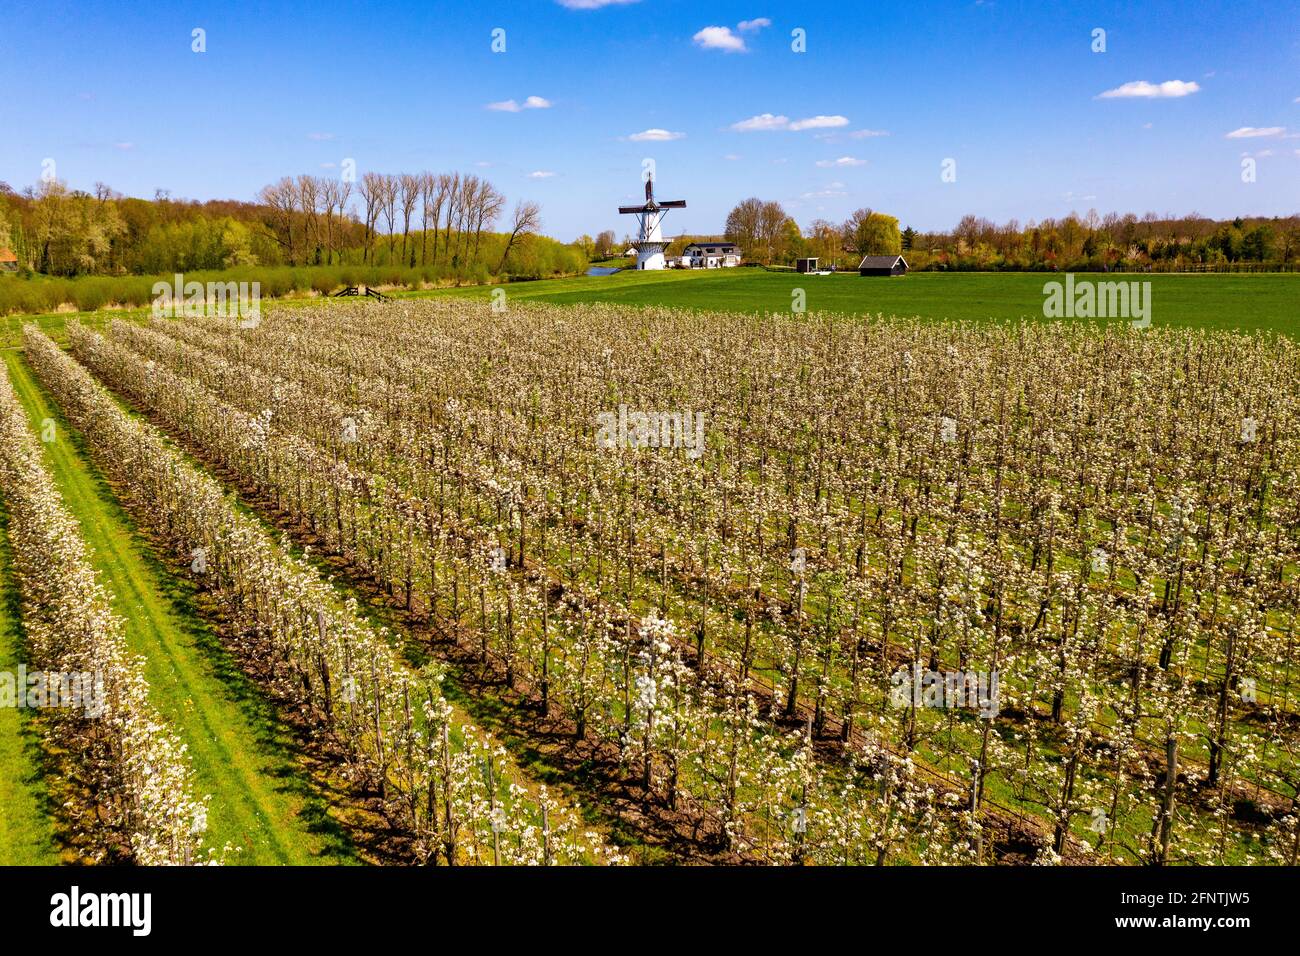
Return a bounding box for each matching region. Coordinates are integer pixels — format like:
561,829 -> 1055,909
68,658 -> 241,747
795,257 -> 819,273
858,254 -> 908,277
0,248 -> 18,273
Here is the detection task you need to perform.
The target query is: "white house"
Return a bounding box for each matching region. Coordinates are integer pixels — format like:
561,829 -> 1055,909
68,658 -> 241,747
680,241 -> 741,268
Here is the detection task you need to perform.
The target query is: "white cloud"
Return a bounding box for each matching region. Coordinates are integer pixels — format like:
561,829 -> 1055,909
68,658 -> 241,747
694,26 -> 746,52
724,153 -> 742,160
738,17 -> 771,31
319,162 -> 337,169
849,128 -> 890,138
802,187 -> 847,199
1097,79 -> 1200,99
627,128 -> 685,141
528,170 -> 557,179
486,96 -> 552,112
1240,149 -> 1275,157
789,114 -> 849,131
1225,126 -> 1285,138
731,112 -> 790,131
113,142 -> 134,150
557,0 -> 640,8
307,132 -> 335,141
730,113 -> 849,132
816,156 -> 865,167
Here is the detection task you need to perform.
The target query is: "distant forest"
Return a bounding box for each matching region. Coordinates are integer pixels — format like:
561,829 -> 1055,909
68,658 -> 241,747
901,210 -> 1300,271
687,198 -> 1300,272
0,173 -> 584,282
2,174 -> 1297,281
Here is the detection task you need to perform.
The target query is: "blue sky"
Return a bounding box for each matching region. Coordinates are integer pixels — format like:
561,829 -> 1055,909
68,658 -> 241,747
1,0 -> 1297,239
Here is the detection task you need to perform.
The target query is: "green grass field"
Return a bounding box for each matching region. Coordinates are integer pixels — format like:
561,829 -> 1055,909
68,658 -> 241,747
0,351 -> 358,864
8,270 -> 1296,342
414,268 -> 1300,334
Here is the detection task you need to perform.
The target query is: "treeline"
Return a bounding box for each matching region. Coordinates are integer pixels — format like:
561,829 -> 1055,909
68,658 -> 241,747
718,198 -> 902,266
0,172 -> 585,282
716,197 -> 1300,271
257,171 -> 578,283
905,211 -> 1300,271
0,181 -> 283,275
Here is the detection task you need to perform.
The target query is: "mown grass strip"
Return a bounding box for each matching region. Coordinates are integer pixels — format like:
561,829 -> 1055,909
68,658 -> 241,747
3,350 -> 358,865
0,496 -> 60,865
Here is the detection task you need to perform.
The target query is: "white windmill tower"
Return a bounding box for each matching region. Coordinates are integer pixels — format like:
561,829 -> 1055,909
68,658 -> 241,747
618,175 -> 686,270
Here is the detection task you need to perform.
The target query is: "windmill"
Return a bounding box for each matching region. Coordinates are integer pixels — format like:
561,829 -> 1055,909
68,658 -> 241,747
618,175 -> 686,270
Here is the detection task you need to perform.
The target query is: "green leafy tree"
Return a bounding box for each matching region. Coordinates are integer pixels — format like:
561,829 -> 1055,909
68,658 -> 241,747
845,209 -> 901,257
1241,224 -> 1275,262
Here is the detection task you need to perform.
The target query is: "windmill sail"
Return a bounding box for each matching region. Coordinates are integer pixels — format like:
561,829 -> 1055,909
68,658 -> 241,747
618,174 -> 685,270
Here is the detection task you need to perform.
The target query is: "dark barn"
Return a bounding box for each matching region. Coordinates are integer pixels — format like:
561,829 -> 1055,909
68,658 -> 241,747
858,254 -> 908,277
795,257 -> 819,273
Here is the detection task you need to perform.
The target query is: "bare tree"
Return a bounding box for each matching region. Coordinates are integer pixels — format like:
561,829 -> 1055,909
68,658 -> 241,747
320,177 -> 352,265
757,200 -> 787,262
418,173 -> 435,266
471,179 -> 505,264
379,174 -> 399,262
452,175 -> 475,268
399,173 -> 421,267
296,175 -> 321,264
428,173 -> 451,266
498,200 -> 542,272
723,197 -> 787,263
258,177 -> 299,264
442,173 -> 461,269
358,172 -> 385,264
724,198 -> 763,261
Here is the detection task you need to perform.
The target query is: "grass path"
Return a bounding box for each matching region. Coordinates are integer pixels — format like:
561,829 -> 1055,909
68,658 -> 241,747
0,497 -> 60,864
2,350 -> 358,865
